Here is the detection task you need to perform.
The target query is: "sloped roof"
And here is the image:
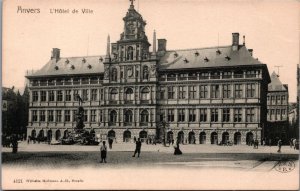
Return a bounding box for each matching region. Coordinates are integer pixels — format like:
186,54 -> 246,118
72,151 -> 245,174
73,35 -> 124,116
28,56 -> 105,77
268,71 -> 288,91
158,45 -> 263,70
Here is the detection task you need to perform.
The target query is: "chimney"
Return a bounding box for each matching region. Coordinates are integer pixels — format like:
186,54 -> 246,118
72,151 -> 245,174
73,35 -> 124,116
232,33 -> 239,51
248,49 -> 253,56
157,39 -> 167,52
51,48 -> 60,62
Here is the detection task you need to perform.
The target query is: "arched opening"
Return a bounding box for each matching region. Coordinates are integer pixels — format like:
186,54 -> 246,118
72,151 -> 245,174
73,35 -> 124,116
38,130 -> 45,139
31,130 -> 36,138
188,131 -> 196,144
211,132 -> 218,144
111,68 -> 118,81
143,65 -> 149,80
55,130 -> 61,140
110,110 -> 117,125
127,46 -> 134,60
141,87 -> 150,100
124,110 -> 133,124
199,132 -> 206,144
140,110 -> 149,125
139,130 -> 148,142
108,130 -> 116,139
234,132 -> 241,145
222,132 -> 229,145
47,130 -> 52,142
177,131 -> 184,144
110,89 -> 118,101
63,130 -> 69,139
123,130 -> 131,142
125,88 -> 134,101
246,132 -> 254,145
167,131 -> 174,143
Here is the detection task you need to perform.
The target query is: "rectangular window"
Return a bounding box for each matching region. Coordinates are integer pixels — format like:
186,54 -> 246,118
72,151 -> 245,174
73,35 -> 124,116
246,84 -> 256,98
234,108 -> 242,122
40,110 -> 45,122
32,91 -> 38,102
100,89 -> 104,101
222,108 -> 230,122
159,88 -> 165,99
56,110 -> 62,122
211,85 -> 220,98
91,89 -> 98,101
64,110 -> 70,122
48,110 -> 54,122
74,90 -> 79,101
178,86 -> 186,99
100,110 -> 104,122
189,109 -> 196,122
158,109 -> 164,122
246,108 -> 255,122
49,91 -> 55,101
65,90 -> 71,101
211,109 -> 218,122
167,109 -> 174,122
178,109 -> 185,122
281,96 -> 286,104
234,84 -> 243,98
276,109 -> 281,120
223,85 -> 231,98
57,90 -> 63,101
82,89 -> 89,101
84,110 -> 88,122
189,86 -> 197,99
199,109 -> 207,122
32,110 -> 38,122
73,110 -> 77,122
90,110 -> 96,122
200,85 -> 208,98
41,91 -> 46,102
168,87 -> 175,99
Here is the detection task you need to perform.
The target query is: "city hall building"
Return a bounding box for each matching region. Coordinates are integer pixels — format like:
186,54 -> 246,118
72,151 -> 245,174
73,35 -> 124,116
26,2 -> 271,145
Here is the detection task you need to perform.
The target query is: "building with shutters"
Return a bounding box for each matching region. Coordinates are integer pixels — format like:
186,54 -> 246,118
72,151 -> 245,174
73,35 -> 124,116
26,2 -> 271,145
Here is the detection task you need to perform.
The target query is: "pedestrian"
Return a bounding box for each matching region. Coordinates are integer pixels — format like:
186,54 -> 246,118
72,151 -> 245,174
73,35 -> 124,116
277,139 -> 282,153
12,135 -> 18,154
133,136 -> 136,143
289,139 -> 293,148
108,138 -> 113,149
262,139 -> 265,146
100,141 -> 107,163
168,139 -> 171,146
292,139 -> 296,150
132,138 -> 142,157
27,136 -> 30,144
269,138 -> 272,147
174,142 -> 182,155
171,139 -> 174,145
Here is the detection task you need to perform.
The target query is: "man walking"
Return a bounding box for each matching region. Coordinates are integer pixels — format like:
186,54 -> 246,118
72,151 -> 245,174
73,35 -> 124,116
277,139 -> 282,153
108,138 -> 113,149
100,141 -> 107,163
132,138 -> 142,157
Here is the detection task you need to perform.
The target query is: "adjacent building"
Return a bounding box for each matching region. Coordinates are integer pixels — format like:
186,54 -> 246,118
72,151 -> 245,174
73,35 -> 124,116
266,72 -> 289,144
26,2 -> 271,145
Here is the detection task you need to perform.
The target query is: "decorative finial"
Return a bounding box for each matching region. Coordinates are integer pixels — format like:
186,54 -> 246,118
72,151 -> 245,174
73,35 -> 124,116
130,0 -> 135,6
243,35 -> 245,46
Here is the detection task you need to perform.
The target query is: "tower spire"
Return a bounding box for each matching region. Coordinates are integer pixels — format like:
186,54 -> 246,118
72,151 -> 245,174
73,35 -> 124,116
130,0 -> 135,9
105,34 -> 111,62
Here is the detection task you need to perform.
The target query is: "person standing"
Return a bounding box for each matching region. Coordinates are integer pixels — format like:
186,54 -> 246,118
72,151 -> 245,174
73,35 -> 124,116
108,138 -> 113,149
277,139 -> 282,153
132,138 -> 142,157
100,141 -> 107,163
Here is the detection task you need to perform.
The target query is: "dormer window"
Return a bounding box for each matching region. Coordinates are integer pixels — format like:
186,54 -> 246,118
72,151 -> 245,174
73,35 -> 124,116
174,52 -> 178,58
195,51 -> 199,56
204,57 -> 209,62
87,64 -> 92,69
71,65 -> 75,70
54,66 -> 59,70
183,58 -> 189,63
216,49 -> 221,55
65,59 -> 70,64
99,57 -> 103,62
82,58 -> 86,63
225,56 -> 231,61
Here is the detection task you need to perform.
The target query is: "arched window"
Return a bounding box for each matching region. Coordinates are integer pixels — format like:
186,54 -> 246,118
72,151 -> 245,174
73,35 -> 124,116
143,65 -> 149,80
110,88 -> 118,101
111,68 -> 117,81
124,110 -> 133,123
140,110 -> 149,123
110,110 -> 117,124
125,88 -> 134,101
141,87 -> 150,100
127,46 -> 134,60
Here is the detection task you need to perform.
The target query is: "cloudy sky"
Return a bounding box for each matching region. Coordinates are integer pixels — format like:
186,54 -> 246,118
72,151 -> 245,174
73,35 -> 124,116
3,0 -> 299,101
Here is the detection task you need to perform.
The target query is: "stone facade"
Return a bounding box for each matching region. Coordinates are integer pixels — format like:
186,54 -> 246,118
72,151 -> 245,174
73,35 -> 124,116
26,3 -> 270,145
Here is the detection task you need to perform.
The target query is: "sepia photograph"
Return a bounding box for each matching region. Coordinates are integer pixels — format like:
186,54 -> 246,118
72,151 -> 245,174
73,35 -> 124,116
1,0 -> 299,190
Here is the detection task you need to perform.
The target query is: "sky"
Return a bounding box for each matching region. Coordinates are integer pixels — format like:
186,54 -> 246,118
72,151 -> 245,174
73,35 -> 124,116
3,0 -> 299,102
